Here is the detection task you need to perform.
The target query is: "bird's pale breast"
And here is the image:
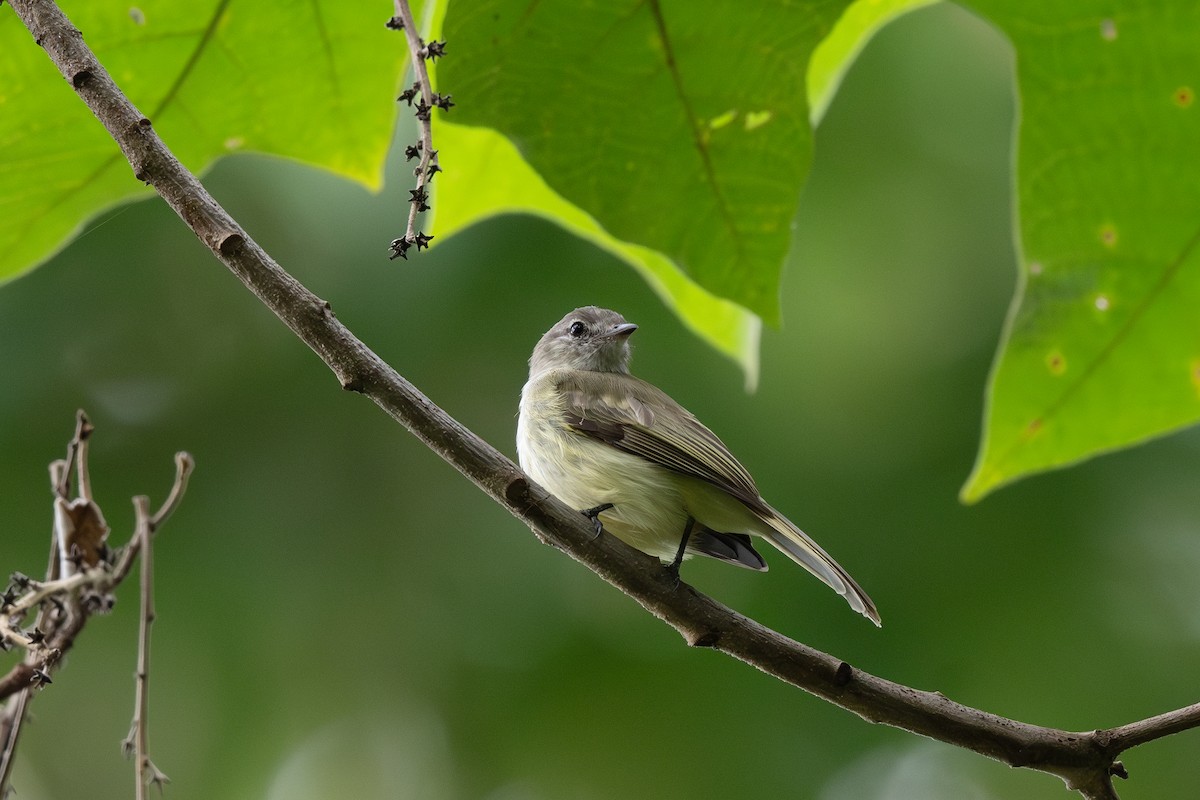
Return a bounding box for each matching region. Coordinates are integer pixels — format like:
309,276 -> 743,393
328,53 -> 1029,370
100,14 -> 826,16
518,378 -> 690,561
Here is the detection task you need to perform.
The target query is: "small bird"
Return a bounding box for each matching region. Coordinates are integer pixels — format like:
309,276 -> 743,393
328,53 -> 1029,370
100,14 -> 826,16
517,306 -> 880,625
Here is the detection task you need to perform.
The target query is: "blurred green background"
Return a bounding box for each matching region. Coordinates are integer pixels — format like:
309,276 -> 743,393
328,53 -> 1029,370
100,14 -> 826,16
3,5 -> 1198,798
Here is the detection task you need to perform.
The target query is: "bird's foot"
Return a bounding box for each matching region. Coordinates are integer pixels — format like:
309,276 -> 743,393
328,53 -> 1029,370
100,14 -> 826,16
580,503 -> 614,539
663,559 -> 683,589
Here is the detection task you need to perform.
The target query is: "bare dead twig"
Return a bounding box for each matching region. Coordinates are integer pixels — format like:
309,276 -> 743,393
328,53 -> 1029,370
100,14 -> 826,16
0,413 -> 191,798
124,497 -> 169,799
150,452 -> 195,531
0,690 -> 30,797
110,452 -> 195,587
48,410 -> 94,498
5,0 -> 1200,797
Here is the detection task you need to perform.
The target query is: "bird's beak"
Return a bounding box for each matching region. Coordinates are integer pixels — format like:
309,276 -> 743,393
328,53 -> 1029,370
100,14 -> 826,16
608,322 -> 638,338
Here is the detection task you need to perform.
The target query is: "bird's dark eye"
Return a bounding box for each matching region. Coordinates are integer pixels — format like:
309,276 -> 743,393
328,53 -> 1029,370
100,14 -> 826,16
568,321 -> 587,338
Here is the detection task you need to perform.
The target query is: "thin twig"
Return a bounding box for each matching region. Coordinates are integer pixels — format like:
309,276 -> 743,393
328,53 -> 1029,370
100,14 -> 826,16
109,452 -> 193,587
73,410 -> 95,503
52,410 -> 93,500
0,668 -> 36,702
0,415 -> 96,797
7,1 -> 1200,796
45,411 -> 96,589
2,570 -> 94,631
150,452 -> 194,531
387,0 -> 443,259
0,415 -> 190,796
394,0 -> 434,228
1101,701 -> 1200,753
127,496 -> 167,799
0,691 -> 30,797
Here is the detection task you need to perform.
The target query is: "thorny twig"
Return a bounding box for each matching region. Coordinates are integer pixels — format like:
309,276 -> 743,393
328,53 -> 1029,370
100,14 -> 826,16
0,411 -> 190,798
386,0 -> 450,260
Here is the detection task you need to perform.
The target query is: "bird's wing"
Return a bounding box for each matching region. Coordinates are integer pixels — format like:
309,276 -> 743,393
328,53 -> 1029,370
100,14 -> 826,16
557,371 -> 767,514
558,371 -> 881,625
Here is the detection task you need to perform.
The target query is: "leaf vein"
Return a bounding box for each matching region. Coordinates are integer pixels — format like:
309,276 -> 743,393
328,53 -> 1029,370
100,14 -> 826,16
646,0 -> 742,263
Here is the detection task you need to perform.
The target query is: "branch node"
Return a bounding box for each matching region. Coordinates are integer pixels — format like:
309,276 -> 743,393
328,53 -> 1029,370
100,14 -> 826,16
421,40 -> 446,61
145,759 -> 171,790
388,237 -> 410,260
217,232 -> 245,256
1110,761 -> 1128,780
504,476 -> 531,510
70,69 -> 91,88
834,660 -> 854,687
75,411 -> 94,440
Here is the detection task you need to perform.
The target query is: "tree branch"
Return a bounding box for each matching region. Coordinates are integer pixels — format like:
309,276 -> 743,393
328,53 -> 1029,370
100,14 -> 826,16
6,1 -> 1199,796
1100,702 -> 1200,754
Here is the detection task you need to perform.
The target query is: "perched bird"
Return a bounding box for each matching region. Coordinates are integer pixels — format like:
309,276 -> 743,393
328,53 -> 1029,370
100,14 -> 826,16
517,306 -> 880,625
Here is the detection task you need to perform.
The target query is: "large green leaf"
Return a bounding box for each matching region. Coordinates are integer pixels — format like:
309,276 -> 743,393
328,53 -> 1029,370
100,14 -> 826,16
0,0 -> 407,282
960,4 -> 1200,502
439,0 -> 856,325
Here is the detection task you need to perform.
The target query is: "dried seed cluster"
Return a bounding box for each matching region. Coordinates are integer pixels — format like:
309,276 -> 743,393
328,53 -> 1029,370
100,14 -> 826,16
386,13 -> 453,260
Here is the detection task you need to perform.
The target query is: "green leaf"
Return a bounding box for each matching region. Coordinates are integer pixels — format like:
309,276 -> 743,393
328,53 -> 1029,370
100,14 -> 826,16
0,0 -> 408,283
432,121 -> 762,385
961,4 -> 1200,502
439,0 -> 855,324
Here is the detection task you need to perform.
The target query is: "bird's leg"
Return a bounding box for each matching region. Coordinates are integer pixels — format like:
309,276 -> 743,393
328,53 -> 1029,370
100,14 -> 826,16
665,516 -> 695,586
580,503 -> 614,539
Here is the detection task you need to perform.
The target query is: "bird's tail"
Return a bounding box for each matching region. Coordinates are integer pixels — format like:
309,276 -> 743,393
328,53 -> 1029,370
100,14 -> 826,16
759,506 -> 881,626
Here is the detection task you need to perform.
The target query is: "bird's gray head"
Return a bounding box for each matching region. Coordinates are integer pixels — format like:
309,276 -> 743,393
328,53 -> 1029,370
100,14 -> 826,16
529,307 -> 638,376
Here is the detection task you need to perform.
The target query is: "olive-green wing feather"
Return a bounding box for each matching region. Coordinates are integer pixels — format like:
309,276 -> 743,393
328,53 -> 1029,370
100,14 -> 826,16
557,371 -> 881,625
558,372 -> 766,514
